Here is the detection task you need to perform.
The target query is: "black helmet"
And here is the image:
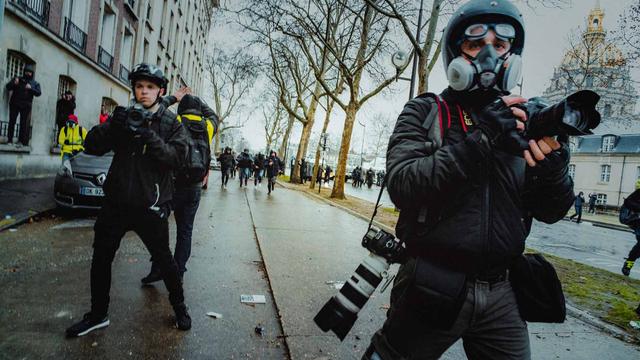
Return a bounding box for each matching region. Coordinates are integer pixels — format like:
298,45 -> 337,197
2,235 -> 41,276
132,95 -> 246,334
177,94 -> 202,116
442,0 -> 525,69
128,63 -> 168,89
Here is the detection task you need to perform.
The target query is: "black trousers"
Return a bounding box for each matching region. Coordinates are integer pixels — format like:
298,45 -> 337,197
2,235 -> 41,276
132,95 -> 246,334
90,202 -> 184,316
628,228 -> 640,262
8,105 -> 31,145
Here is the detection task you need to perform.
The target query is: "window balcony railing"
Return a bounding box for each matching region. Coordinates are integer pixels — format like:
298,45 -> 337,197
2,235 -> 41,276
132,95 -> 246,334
9,0 -> 50,27
98,46 -> 114,72
63,17 -> 87,53
119,64 -> 130,83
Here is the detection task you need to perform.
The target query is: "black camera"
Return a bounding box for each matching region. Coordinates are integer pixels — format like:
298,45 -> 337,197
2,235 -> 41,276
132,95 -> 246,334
126,103 -> 153,132
313,227 -> 405,340
519,90 -> 601,139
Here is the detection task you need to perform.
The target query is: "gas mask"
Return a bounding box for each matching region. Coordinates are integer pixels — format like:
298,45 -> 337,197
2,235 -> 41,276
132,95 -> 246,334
446,44 -> 522,93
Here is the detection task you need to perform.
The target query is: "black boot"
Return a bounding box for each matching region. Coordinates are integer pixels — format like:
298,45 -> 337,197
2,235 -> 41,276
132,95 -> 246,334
174,303 -> 192,330
141,268 -> 163,284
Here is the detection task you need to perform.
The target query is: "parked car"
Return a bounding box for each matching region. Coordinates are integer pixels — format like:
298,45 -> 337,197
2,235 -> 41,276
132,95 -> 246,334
210,157 -> 221,170
54,152 -> 113,210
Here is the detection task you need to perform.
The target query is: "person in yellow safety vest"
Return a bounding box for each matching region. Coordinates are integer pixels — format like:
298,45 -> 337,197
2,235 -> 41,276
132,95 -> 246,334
141,93 -> 219,285
58,114 -> 87,160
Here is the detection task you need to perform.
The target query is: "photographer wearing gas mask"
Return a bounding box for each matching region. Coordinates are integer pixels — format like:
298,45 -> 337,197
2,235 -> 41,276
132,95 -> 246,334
362,1 -> 578,359
66,63 -> 191,337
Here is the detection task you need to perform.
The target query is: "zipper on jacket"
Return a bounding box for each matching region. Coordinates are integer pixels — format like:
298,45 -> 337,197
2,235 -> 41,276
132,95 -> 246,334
482,155 -> 492,273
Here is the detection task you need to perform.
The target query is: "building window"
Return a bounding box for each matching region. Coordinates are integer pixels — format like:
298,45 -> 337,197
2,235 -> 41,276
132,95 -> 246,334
604,103 -> 612,117
5,50 -> 32,80
596,193 -> 607,206
601,135 -> 615,152
568,164 -> 576,179
57,75 -> 77,98
101,97 -> 118,115
569,137 -> 578,152
600,165 -> 611,183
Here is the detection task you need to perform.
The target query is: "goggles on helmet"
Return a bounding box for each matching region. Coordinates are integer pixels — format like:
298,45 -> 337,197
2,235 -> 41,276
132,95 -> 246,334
463,23 -> 516,41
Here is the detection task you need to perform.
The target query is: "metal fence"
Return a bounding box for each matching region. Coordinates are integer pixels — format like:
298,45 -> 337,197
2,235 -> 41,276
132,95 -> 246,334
63,17 -> 87,53
9,0 -> 50,27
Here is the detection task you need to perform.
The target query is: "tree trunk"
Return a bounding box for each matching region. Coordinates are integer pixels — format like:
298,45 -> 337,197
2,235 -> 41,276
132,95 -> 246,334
214,132 -> 221,154
278,113 -> 295,161
309,99 -> 334,189
290,87 -> 322,184
331,102 -> 358,199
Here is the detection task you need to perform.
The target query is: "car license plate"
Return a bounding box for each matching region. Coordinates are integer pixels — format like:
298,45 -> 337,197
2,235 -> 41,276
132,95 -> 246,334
81,187 -> 104,197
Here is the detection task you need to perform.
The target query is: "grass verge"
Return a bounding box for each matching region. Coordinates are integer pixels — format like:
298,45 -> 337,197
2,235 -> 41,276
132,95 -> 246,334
281,181 -> 640,334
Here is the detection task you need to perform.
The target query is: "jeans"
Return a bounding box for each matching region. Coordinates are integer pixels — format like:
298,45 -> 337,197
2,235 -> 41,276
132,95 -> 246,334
240,167 -> 251,186
8,105 -> 31,145
569,205 -> 582,223
254,168 -> 263,185
221,167 -> 230,186
366,259 -> 530,360
91,202 -> 184,316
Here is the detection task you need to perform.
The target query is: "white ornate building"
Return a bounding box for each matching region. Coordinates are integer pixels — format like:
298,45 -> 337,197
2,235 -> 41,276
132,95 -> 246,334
543,2 -> 639,135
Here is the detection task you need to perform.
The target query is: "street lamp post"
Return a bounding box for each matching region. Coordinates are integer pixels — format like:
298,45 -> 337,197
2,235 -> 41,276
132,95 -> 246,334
392,0 -> 425,100
357,119 -> 366,168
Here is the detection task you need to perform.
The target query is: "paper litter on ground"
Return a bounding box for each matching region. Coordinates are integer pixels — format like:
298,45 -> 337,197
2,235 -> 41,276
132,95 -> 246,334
240,295 -> 266,304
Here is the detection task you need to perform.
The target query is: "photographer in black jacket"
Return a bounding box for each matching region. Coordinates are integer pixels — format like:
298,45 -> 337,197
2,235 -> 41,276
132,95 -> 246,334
66,63 -> 191,337
364,1 -> 574,359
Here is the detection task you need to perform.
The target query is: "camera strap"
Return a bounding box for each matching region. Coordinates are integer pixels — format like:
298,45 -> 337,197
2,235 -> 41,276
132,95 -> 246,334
367,178 -> 387,231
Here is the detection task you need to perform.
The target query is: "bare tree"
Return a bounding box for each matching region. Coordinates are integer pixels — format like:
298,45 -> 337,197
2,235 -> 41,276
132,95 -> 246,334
279,0 -> 411,198
615,1 -> 640,65
204,47 -> 259,153
262,97 -> 287,152
367,112 -> 394,167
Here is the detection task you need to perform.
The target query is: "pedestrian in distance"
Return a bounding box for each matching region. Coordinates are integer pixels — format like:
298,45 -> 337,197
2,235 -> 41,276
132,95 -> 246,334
231,151 -> 237,178
237,149 -> 253,187
65,63 -> 191,338
4,64 -> 41,146
58,114 -> 87,161
569,191 -> 585,223
56,90 -> 76,134
588,192 -> 597,214
141,92 -> 218,285
324,165 -> 332,185
265,150 -> 282,195
300,158 -> 308,184
364,1 -> 575,358
218,147 -> 235,188
254,152 -> 266,186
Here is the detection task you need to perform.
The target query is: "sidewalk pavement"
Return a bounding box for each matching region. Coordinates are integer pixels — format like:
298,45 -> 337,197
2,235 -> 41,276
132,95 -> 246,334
0,176 -> 56,231
257,181 -> 640,359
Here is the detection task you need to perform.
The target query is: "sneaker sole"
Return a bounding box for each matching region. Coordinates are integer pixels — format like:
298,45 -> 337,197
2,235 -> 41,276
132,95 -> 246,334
75,319 -> 110,337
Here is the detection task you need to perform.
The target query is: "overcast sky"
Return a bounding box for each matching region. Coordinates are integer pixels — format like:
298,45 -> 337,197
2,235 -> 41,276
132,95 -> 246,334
207,0 -> 637,153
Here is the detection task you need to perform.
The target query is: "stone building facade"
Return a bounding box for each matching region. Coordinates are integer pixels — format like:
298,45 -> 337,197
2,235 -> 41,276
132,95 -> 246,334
0,0 -> 216,180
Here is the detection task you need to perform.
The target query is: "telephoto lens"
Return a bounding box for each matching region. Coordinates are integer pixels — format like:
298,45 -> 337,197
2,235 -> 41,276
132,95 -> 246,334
314,227 -> 404,340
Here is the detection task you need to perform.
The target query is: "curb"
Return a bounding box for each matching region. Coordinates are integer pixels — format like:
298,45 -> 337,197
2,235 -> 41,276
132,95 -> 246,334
278,180 -> 640,344
0,209 -> 45,232
562,217 -> 632,233
566,303 -> 640,344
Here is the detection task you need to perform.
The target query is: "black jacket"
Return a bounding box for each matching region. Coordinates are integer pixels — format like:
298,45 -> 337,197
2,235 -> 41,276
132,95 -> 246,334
56,97 -> 76,124
388,90 -> 574,273
254,154 -> 266,169
84,106 -> 188,209
218,152 -> 236,170
5,76 -> 41,108
237,152 -> 253,168
266,156 -> 282,177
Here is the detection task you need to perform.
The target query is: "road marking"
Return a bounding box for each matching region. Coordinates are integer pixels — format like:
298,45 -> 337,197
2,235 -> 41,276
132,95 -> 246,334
51,219 -> 95,230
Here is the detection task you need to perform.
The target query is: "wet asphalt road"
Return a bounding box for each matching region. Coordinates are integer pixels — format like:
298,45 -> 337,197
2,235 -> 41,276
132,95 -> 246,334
1,175 -> 640,359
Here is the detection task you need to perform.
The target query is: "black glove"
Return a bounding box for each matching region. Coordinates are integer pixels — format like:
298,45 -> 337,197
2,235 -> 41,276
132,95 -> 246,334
528,142 -> 570,180
133,127 -> 155,142
110,106 -> 128,131
473,99 -> 520,148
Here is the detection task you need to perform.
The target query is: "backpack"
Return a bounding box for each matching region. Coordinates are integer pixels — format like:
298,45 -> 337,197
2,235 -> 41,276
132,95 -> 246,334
180,115 -> 211,182
619,204 -> 640,225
